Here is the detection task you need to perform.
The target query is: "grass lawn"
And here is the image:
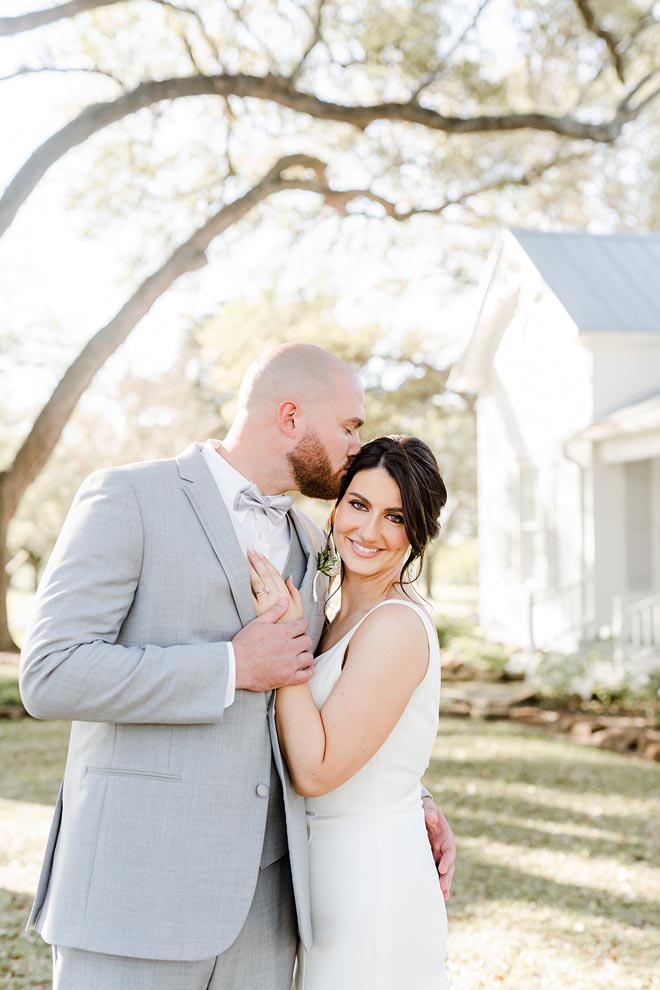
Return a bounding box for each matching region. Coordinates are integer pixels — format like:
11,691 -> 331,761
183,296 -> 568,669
0,718 -> 658,990
0,664 -> 22,710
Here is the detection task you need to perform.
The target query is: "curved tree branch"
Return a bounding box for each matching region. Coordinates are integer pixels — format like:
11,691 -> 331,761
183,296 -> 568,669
0,64 -> 125,86
3,153 -> 328,508
291,149 -> 590,221
290,0 -> 328,83
2,70 -> 656,240
0,0 -> 127,36
572,0 -> 626,83
0,0 -> 204,36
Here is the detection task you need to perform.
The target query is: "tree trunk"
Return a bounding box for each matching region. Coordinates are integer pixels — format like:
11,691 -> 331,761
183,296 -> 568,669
0,155 -> 341,646
0,475 -> 18,652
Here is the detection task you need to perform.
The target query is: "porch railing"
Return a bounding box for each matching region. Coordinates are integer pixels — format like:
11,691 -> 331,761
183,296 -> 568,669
619,591 -> 660,648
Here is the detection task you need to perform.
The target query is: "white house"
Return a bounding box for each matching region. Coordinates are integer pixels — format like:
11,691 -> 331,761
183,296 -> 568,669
449,229 -> 660,653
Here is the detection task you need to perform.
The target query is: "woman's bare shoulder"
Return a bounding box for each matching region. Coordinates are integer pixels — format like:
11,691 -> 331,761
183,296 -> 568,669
346,599 -> 430,670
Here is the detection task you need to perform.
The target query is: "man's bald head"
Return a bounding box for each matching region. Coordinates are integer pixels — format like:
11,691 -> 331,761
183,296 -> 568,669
237,343 -> 359,415
222,342 -> 364,498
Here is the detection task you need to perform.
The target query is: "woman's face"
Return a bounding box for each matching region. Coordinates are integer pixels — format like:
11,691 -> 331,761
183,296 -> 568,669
333,467 -> 411,579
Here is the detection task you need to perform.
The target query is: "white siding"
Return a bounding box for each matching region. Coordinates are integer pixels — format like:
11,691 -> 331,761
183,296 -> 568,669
586,333 -> 660,419
476,257 -> 593,647
592,458 -> 626,627
625,460 -> 654,593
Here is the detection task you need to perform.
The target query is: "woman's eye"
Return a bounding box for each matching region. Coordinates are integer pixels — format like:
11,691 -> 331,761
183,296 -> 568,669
387,514 -> 404,524
349,500 -> 367,511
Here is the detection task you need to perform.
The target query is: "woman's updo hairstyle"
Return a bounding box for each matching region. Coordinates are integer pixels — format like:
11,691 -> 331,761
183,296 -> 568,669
333,435 -> 447,586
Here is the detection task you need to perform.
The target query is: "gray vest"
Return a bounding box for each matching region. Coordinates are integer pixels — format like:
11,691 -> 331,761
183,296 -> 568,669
260,520 -> 308,867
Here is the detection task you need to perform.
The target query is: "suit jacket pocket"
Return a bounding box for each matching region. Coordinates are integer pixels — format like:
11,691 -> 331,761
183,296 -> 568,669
85,766 -> 182,782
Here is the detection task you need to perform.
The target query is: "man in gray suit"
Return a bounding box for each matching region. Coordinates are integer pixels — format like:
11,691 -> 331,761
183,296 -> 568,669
20,343 -> 456,990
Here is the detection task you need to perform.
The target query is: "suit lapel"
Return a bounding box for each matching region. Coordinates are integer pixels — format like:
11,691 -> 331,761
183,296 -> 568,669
176,443 -> 255,628
289,507 -> 319,606
289,507 -> 328,646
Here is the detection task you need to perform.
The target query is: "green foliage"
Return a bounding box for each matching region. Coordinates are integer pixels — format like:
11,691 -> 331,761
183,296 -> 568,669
0,665 -> 22,709
440,625 -> 514,677
507,642 -> 660,707
7,340 -> 226,576
434,616 -> 475,649
431,539 -> 479,585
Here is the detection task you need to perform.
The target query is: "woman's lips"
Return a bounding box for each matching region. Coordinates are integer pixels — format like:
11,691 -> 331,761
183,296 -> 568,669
347,538 -> 382,558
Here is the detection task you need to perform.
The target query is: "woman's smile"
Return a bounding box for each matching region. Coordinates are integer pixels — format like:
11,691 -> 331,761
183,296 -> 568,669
346,538 -> 383,558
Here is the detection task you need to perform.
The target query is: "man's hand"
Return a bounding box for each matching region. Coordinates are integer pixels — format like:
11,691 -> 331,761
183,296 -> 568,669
422,796 -> 456,902
233,599 -> 314,692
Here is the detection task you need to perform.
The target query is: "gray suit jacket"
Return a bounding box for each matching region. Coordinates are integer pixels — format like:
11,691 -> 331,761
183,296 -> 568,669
19,442 -> 327,961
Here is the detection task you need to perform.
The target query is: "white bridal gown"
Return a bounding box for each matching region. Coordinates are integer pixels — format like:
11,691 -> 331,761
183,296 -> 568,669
295,599 -> 449,990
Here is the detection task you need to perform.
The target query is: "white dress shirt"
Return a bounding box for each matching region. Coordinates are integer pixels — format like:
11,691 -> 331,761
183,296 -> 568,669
202,440 -> 293,709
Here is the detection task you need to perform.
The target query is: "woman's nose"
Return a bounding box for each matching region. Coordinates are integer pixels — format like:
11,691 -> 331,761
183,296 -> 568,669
359,515 -> 380,542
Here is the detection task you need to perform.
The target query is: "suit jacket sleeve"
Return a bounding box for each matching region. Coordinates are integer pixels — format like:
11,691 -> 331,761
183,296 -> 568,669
19,469 -> 231,725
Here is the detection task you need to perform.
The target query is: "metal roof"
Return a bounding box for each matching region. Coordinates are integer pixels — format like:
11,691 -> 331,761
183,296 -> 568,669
510,229 -> 660,332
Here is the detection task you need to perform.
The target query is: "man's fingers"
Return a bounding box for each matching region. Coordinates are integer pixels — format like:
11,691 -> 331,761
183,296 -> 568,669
437,853 -> 451,875
294,634 -> 313,657
256,598 -> 289,622
439,862 -> 454,901
286,618 -> 309,638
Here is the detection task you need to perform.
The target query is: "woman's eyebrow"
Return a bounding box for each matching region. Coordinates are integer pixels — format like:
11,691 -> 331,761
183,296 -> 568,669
348,491 -> 403,512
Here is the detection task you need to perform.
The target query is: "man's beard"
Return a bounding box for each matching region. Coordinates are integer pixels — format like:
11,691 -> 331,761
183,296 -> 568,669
287,429 -> 347,500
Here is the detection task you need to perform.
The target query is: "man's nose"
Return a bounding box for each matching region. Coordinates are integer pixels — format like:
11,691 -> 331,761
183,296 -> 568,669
348,433 -> 361,457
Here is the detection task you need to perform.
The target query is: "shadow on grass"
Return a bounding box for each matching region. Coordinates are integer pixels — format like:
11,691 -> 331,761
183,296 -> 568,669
434,747 -> 658,799
447,847 -> 657,929
0,887 -> 50,990
426,719 -> 660,942
445,807 -> 655,864
427,778 -> 652,835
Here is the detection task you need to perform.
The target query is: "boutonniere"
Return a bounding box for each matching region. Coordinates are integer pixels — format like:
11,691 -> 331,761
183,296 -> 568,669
317,531 -> 340,577
313,531 -> 340,607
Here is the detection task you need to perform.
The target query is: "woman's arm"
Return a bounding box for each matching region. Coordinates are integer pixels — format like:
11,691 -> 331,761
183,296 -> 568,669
246,550 -> 430,798
276,603 -> 429,797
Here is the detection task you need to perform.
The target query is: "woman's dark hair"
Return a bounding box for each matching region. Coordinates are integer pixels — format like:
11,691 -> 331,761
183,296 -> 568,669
332,435 -> 447,587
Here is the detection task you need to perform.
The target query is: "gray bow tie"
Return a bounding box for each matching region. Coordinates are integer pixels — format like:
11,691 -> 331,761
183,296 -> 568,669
234,484 -> 294,525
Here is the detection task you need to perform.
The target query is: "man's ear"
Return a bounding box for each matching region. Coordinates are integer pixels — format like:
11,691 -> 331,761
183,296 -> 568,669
276,400 -> 299,438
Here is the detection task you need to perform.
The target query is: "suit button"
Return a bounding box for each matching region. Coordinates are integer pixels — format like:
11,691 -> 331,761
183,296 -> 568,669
256,783 -> 270,798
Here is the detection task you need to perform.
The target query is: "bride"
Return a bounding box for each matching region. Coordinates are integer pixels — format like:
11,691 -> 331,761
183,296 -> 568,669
248,434 -> 450,989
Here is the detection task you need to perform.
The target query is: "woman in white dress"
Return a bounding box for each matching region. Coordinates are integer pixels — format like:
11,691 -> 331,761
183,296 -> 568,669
248,435 -> 449,990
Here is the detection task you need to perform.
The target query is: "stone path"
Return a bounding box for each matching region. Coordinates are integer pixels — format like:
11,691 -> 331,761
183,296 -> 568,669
442,677 -> 660,762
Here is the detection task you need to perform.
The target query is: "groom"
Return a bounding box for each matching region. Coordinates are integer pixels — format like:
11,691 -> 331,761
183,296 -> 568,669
20,343 -> 455,990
